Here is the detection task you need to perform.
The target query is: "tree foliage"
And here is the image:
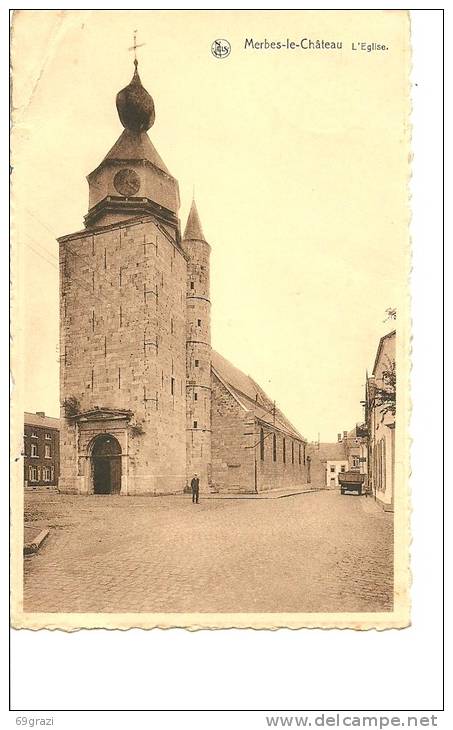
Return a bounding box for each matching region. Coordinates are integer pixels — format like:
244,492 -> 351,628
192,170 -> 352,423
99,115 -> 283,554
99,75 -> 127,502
384,307 -> 397,322
373,357 -> 396,417
63,396 -> 81,418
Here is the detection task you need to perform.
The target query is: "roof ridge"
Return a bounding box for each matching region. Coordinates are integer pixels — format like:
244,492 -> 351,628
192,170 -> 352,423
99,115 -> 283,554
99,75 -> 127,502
211,350 -> 305,441
211,367 -> 248,411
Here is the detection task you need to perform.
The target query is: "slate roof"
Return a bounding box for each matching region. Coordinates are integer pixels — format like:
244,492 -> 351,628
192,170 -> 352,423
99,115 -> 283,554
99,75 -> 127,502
308,442 -> 347,462
24,412 -> 60,430
372,330 -> 396,376
96,129 -> 171,176
211,351 -> 305,441
183,200 -> 206,241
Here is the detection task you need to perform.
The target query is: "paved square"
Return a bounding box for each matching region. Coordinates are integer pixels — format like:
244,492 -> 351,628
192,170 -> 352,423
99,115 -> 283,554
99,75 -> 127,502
23,490 -> 393,613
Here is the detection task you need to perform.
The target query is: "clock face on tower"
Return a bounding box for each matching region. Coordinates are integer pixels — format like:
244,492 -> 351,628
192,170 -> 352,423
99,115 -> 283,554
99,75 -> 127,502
113,168 -> 141,197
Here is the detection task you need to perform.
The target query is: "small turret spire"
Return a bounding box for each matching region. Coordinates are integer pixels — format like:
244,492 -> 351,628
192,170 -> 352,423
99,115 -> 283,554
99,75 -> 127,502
183,199 -> 206,241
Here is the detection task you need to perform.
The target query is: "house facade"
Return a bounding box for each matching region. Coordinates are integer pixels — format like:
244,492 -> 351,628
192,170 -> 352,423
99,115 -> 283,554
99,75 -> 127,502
24,412 -> 60,488
341,428 -> 368,475
307,427 -> 367,489
365,331 -> 396,511
307,441 -> 347,489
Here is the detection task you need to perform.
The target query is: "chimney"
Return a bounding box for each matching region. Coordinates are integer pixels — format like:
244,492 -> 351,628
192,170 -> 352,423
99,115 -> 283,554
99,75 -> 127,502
36,411 -> 45,417
337,433 -> 342,442
343,431 -> 347,439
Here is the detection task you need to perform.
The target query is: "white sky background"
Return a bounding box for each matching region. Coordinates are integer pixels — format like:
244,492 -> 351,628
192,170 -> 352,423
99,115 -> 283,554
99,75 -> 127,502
12,10 -> 408,441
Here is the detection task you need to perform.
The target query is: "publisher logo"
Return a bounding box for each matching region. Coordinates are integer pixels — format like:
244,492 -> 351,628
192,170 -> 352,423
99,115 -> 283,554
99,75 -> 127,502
211,39 -> 231,59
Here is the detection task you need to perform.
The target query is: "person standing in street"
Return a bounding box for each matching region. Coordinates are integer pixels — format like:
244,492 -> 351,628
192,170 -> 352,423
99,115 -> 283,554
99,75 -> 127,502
191,473 -> 200,504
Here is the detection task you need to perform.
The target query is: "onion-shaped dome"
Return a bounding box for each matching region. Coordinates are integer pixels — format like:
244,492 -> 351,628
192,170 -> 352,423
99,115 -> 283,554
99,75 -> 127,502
116,61 -> 155,133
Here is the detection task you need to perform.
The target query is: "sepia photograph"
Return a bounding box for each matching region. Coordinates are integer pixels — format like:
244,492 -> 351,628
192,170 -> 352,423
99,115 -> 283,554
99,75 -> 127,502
11,9 -> 411,630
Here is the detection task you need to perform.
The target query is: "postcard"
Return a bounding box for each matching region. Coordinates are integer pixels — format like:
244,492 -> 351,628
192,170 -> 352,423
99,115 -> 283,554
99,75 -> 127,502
11,9 -> 411,630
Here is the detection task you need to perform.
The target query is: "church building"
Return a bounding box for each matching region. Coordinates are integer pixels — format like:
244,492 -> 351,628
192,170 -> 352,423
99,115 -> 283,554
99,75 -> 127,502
58,59 -> 308,496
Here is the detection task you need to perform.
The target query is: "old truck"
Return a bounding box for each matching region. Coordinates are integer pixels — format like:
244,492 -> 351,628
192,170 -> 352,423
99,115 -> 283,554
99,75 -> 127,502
338,470 -> 366,496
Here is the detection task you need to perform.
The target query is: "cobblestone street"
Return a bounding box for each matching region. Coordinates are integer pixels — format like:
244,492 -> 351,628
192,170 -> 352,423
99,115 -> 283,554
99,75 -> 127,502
23,490 -> 393,614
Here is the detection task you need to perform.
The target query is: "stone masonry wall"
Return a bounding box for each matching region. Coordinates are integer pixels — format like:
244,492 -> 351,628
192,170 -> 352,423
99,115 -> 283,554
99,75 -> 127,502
211,374 -> 309,493
59,216 -> 187,494
305,450 -> 325,489
255,423 -> 309,492
211,374 -> 254,493
185,238 -> 211,491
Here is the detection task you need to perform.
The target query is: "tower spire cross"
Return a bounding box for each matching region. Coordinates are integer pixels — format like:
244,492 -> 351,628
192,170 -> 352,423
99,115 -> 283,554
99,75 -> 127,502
128,30 -> 146,66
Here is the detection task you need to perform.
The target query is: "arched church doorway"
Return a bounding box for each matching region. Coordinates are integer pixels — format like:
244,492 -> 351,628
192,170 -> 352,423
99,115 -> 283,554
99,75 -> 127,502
91,434 -> 122,495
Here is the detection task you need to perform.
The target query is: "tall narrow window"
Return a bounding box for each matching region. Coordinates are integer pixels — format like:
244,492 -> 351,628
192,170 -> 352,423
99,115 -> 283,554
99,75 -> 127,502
197,319 -> 201,327
44,444 -> 51,459
283,438 -> 286,464
194,359 -> 199,367
260,428 -> 265,461
194,392 -> 198,401
190,281 -> 194,290
194,421 -> 198,429
272,434 -> 277,462
31,443 -> 38,458
171,377 -> 175,396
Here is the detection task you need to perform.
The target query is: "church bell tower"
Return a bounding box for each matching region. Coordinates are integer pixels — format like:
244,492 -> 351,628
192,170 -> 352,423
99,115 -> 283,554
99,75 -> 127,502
85,58 -> 180,232
58,58 -> 187,496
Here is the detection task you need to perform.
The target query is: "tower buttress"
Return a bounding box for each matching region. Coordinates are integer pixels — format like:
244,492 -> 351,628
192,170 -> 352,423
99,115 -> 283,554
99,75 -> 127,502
183,200 -> 211,491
